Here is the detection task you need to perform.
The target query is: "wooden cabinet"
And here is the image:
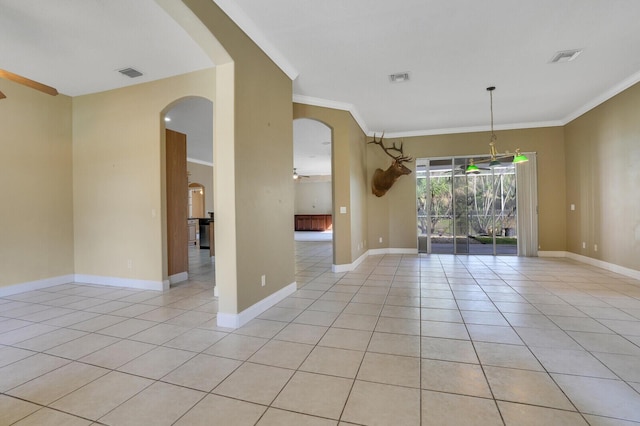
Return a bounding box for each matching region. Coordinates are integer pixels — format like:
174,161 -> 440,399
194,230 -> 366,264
294,214 -> 332,231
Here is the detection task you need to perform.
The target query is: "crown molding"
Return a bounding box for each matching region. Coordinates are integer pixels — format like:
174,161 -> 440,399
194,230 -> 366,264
293,94 -> 370,135
213,0 -> 298,80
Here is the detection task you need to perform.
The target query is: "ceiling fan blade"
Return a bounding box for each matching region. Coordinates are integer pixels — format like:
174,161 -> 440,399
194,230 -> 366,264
0,90 -> 6,99
0,69 -> 58,96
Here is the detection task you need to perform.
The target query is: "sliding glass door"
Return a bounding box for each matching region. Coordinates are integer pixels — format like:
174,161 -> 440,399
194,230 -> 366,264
417,157 -> 518,255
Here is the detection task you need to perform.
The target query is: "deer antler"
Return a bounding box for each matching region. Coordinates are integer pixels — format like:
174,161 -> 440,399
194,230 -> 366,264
368,132 -> 413,163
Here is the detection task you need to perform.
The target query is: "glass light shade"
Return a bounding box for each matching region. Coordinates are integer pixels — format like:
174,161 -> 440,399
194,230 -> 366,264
489,159 -> 501,168
465,163 -> 480,174
512,152 -> 529,163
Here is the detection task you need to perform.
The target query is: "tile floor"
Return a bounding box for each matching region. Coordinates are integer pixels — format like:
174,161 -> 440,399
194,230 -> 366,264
1,242 -> 640,425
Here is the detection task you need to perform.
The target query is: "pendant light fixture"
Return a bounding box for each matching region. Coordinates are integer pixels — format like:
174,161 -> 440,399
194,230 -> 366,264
466,86 -> 528,174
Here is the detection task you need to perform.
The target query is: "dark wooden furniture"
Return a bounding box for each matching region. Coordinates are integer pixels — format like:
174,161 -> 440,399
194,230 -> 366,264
294,214 -> 332,231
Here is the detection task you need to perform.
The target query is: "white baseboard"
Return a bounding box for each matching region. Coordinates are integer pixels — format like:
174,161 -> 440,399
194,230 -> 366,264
539,251 -> 640,281
332,247 -> 418,272
217,281 -> 297,329
0,274 -> 75,297
74,274 -> 167,291
169,272 -> 188,284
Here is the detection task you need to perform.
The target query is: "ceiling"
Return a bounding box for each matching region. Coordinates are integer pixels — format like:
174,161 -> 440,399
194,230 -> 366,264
3,0 -> 640,173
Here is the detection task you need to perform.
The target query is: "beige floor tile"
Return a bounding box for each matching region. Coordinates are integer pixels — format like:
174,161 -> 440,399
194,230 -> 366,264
301,346 -> 364,378
257,408 -> 337,425
248,339 -> 314,369
95,317 -> 156,338
498,401 -> 588,426
258,306 -> 304,322
0,346 -> 36,368
234,318 -> 288,338
421,390 -> 502,426
421,358 -> 492,398
375,317 -> 420,335
0,323 -> 59,345
293,309 -> 340,326
42,310 -> 100,327
342,380 -> 420,426
380,305 -> 420,319
529,347 -> 617,378
129,323 -> 190,345
204,333 -> 268,360
118,346 -> 195,380
319,327 -> 372,351
272,371 -> 352,419
583,414 -> 640,426
421,320 -> 469,339
0,395 -> 40,425
421,336 -> 478,363
549,315 -> 612,333
466,324 -> 524,344
50,371 -> 152,420
475,341 -> 544,371
592,352 -> 640,382
308,300 -> 349,313
136,306 -> 187,322
357,352 -> 420,388
67,314 -> 127,332
568,331 -> 640,356
14,327 -> 87,352
8,361 -> 108,405
175,394 -> 266,426
165,310 -> 216,327
164,328 -> 227,352
162,353 -> 241,391
0,353 -> 70,392
420,308 -> 463,323
515,327 -> 583,350
13,408 -> 92,426
274,322 -> 328,344
333,312 -> 378,331
484,366 -> 574,410
100,381 -> 205,426
214,362 -> 294,405
368,332 -> 420,357
342,302 -> 383,316
79,339 -> 156,369
45,333 -> 120,359
552,374 -> 640,422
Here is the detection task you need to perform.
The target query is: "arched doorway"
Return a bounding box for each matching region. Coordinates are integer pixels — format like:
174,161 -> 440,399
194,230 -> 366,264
293,118 -> 334,277
162,96 -> 214,285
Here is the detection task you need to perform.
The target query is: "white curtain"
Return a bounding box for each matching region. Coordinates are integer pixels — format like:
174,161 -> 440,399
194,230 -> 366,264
516,153 -> 538,256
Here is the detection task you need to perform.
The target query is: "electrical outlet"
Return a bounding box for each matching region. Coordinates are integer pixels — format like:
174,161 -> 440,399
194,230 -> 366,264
379,237 -> 383,243
127,259 -> 133,269
261,275 -> 266,287
594,244 -> 598,252
582,242 -> 586,249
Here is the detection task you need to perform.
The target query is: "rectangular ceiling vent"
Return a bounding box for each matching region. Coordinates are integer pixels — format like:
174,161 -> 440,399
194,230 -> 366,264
118,67 -> 143,78
389,72 -> 410,83
549,49 -> 582,63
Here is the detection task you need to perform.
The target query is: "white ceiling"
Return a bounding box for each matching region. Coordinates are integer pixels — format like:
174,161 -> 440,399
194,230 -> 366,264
2,0 -> 640,171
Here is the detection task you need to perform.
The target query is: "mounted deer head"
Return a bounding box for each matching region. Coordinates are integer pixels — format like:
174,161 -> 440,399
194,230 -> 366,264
368,132 -> 413,197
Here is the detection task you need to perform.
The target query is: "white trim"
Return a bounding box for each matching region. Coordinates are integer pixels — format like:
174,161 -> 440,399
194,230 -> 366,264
213,0 -> 298,80
538,251 -> 640,281
293,94 -> 370,136
332,251 -> 368,273
538,251 -> 567,258
0,275 -> 74,297
369,248 -> 418,256
562,69 -> 640,125
216,281 -> 297,329
74,274 -> 167,291
169,272 -> 189,284
187,157 -> 214,167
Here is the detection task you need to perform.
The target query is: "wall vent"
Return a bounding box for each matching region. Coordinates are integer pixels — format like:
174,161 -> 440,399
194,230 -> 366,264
549,49 -> 582,63
118,67 -> 143,78
389,72 -> 410,83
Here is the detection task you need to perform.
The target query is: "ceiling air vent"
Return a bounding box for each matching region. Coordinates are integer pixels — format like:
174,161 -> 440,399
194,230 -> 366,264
549,49 -> 582,63
389,72 -> 410,83
118,67 -> 143,78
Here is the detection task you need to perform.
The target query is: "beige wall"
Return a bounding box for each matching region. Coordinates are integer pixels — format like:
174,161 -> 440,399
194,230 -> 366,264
367,127 -> 567,252
295,180 -> 332,214
293,104 -> 368,266
564,82 -> 640,271
186,0 -> 295,312
72,69 -> 215,284
187,161 -> 214,215
0,79 -> 74,288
